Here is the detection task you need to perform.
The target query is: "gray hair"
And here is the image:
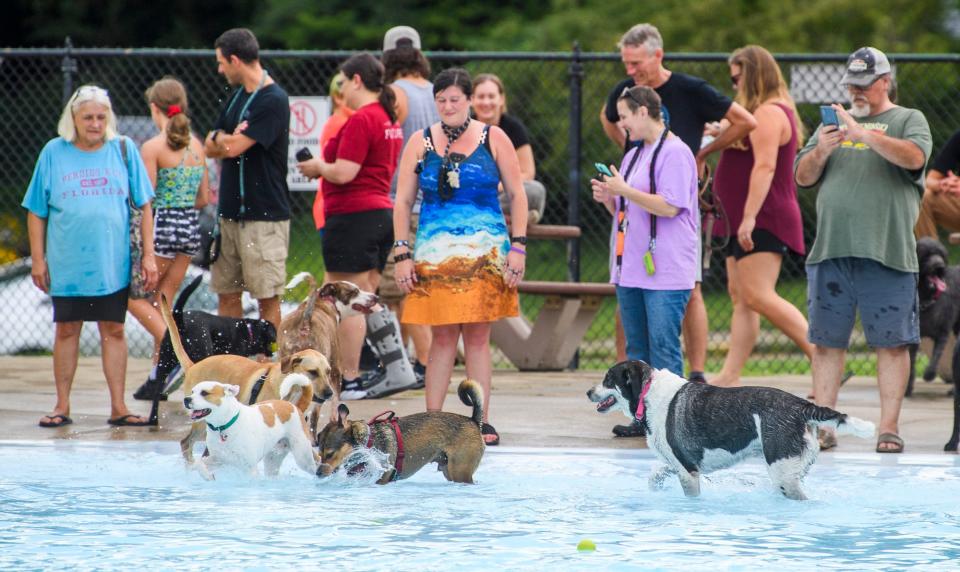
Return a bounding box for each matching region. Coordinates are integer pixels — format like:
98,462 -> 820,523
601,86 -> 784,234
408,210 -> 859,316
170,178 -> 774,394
57,85 -> 118,142
617,23 -> 663,53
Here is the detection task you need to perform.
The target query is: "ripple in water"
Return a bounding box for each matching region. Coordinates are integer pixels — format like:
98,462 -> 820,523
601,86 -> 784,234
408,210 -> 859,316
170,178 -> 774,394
1,442 -> 959,570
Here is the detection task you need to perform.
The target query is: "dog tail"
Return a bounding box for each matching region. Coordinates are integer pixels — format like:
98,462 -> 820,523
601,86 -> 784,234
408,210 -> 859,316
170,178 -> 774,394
802,403 -> 876,439
159,294 -> 194,370
173,274 -> 203,317
457,379 -> 484,428
285,271 -> 317,292
280,372 -> 315,414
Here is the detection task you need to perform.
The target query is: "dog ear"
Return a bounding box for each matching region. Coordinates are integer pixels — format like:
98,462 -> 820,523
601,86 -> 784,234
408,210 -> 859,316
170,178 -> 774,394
336,403 -> 350,426
291,355 -> 303,369
318,283 -> 338,298
625,360 -> 653,401
226,384 -> 241,397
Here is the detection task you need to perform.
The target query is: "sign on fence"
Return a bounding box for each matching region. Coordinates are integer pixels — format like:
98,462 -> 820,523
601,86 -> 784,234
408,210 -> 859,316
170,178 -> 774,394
287,96 -> 331,191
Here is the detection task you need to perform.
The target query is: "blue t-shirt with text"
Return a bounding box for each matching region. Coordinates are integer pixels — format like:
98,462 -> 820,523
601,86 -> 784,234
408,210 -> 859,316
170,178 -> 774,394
22,137 -> 154,297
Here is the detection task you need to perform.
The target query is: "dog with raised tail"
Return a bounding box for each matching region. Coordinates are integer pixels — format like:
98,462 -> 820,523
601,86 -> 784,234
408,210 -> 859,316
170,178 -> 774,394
587,361 -> 875,500
183,377 -> 319,480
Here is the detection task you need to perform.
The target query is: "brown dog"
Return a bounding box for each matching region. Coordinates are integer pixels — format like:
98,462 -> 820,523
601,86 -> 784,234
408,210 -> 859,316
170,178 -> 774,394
278,273 -> 379,423
159,295 -> 333,462
316,380 -> 486,484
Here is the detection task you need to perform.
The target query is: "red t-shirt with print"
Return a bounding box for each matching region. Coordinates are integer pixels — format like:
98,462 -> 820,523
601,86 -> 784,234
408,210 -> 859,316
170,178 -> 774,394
322,102 -> 402,216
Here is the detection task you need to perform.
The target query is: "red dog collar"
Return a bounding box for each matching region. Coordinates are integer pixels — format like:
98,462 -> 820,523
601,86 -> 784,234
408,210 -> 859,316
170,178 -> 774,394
367,411 -> 405,481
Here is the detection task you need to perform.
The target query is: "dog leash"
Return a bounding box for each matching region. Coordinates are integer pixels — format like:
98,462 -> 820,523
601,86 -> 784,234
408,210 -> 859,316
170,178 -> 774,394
248,371 -> 269,405
367,411 -> 405,481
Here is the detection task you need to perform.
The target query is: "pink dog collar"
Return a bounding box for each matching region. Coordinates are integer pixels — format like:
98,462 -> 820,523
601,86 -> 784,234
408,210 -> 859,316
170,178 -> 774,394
634,380 -> 653,421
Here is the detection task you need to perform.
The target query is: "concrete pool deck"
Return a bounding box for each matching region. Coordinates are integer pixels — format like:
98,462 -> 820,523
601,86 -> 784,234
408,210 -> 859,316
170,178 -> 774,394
1,356 -> 956,455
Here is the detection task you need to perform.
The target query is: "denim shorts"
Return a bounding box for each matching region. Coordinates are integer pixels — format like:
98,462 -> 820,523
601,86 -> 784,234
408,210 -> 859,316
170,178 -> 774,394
615,286 -> 691,375
806,257 -> 919,349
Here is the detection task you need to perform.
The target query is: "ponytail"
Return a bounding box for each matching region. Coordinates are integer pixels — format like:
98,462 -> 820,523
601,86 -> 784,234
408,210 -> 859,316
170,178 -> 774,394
379,84 -> 397,123
166,111 -> 191,150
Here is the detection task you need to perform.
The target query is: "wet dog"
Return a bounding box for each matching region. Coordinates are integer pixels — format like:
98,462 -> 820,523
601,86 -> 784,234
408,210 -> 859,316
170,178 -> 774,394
134,274 -> 278,401
587,361 -> 875,500
909,237 -> 960,397
315,380 -> 485,484
159,295 -> 333,462
183,380 -> 318,480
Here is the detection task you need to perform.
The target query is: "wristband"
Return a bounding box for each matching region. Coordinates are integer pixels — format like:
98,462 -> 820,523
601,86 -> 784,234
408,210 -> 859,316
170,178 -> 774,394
510,236 -> 528,245
394,252 -> 412,262
509,246 -> 526,256
393,239 -> 411,249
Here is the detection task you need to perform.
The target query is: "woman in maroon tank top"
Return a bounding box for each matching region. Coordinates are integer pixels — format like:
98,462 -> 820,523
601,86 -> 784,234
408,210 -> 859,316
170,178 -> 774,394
709,45 -> 814,388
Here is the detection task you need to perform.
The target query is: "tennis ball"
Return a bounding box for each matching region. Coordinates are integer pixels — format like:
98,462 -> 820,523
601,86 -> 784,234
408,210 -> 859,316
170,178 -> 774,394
577,539 -> 596,552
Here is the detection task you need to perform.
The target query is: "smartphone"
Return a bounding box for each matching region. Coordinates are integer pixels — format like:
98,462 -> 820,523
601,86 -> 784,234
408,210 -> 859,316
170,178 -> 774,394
595,162 -> 614,179
820,105 -> 839,127
295,147 -> 313,162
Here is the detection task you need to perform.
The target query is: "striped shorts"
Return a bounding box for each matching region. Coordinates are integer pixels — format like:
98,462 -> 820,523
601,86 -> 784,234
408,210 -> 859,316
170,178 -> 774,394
154,207 -> 201,259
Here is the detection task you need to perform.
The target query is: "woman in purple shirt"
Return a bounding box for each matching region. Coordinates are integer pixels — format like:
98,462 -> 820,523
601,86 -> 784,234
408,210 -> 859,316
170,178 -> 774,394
591,86 -> 699,375
709,45 -> 811,388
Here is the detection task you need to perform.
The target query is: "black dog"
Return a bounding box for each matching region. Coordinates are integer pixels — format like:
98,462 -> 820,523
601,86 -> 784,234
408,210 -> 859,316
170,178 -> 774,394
908,237 -> 960,397
133,274 -> 277,401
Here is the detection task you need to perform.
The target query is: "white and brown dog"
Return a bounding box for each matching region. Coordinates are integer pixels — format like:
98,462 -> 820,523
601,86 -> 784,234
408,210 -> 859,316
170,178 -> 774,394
587,360 -> 875,500
183,377 -> 319,480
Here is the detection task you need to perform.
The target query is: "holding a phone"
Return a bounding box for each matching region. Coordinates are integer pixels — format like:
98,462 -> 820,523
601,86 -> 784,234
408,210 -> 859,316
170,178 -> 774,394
820,105 -> 840,128
595,162 -> 614,180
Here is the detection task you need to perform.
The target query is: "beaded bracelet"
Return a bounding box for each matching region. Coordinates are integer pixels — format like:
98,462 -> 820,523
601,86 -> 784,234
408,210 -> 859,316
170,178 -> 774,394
509,246 -> 527,256
394,252 -> 413,262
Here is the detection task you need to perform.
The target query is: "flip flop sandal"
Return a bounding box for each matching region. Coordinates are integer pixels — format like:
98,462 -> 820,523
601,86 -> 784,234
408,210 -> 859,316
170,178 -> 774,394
876,432 -> 904,453
39,414 -> 73,428
481,423 -> 500,446
107,414 -> 151,427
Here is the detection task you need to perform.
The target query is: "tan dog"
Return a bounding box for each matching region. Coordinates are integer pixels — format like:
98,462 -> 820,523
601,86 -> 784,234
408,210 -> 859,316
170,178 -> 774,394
316,380 -> 486,484
183,380 -> 318,480
278,273 -> 380,423
159,295 -> 332,462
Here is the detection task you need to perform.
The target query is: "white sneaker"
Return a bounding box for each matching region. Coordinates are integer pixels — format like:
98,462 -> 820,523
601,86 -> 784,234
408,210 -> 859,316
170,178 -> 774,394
339,379 -> 368,401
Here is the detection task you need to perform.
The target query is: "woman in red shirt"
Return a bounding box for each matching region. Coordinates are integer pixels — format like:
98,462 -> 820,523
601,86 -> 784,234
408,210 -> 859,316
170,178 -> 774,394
298,53 -> 403,398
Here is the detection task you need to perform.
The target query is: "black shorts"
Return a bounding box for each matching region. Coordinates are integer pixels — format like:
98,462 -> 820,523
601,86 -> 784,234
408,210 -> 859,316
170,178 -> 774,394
322,209 -> 394,274
52,287 -> 129,323
725,228 -> 790,261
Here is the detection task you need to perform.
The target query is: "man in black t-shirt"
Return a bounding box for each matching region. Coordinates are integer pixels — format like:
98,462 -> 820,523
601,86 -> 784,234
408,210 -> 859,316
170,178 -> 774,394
599,23 -> 757,437
917,128 -> 960,237
205,28 -> 291,332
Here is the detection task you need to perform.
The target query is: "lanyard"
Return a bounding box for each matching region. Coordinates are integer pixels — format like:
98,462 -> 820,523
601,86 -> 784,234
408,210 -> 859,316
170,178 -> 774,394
615,127 -> 669,280
223,69 -> 268,219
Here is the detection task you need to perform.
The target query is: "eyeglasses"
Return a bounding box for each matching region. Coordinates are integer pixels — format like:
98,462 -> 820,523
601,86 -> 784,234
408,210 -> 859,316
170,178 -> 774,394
731,74 -> 741,88
620,87 -> 642,106
845,76 -> 883,92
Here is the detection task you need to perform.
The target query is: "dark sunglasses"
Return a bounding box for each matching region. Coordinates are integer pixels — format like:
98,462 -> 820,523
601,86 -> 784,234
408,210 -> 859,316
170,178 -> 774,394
731,74 -> 741,88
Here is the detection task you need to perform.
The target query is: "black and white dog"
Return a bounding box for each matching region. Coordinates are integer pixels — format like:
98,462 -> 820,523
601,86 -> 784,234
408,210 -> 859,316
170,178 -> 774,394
908,237 -> 960,397
133,274 -> 278,401
587,361 -> 875,500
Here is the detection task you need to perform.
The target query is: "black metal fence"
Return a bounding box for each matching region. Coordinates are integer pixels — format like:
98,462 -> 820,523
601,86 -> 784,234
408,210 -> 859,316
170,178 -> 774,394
3,43 -> 959,372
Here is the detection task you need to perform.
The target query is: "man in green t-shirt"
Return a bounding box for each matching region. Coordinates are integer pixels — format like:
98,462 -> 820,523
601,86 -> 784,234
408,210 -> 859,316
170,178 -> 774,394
795,47 -> 932,454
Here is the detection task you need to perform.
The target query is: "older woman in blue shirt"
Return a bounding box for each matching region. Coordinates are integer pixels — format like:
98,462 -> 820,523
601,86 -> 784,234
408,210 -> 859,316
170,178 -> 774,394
23,85 -> 157,428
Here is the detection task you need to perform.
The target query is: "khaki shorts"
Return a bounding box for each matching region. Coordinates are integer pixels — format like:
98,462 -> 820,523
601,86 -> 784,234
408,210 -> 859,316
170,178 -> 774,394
211,219 -> 289,300
379,213 -> 419,305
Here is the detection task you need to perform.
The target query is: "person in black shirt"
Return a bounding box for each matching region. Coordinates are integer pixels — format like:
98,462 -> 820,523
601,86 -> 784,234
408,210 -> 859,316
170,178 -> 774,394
204,28 -> 291,332
917,128 -> 960,237
471,73 -> 546,223
599,23 -> 757,437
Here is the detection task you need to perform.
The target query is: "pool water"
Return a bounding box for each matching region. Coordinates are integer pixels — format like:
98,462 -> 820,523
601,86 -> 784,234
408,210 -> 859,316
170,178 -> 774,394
2,441 -> 959,571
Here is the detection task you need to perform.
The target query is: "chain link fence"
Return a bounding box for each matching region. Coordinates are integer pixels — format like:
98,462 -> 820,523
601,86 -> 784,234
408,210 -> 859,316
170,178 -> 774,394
2,44 -> 958,372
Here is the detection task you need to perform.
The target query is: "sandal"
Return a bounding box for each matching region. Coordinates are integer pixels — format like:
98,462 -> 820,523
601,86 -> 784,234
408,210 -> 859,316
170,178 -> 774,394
481,422 -> 500,446
39,414 -> 73,428
876,432 -> 904,453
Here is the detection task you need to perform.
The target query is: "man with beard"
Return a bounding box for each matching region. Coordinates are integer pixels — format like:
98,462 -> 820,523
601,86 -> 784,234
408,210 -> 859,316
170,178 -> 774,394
795,47 -> 932,453
204,28 -> 291,333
